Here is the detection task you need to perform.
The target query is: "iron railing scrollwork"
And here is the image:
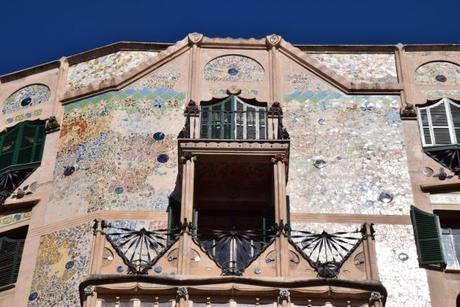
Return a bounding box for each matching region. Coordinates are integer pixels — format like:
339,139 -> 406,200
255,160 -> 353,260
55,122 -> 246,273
191,225 -> 279,276
99,219 -> 372,278
100,220 -> 185,274
285,223 -> 372,278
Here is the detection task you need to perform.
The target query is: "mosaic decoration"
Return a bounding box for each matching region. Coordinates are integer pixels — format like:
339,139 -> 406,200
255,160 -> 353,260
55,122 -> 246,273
0,211 -> 31,228
422,89 -> 460,100
284,71 -> 411,215
309,53 -> 398,84
28,223 -> 92,307
415,61 -> 460,85
374,224 -> 431,307
46,70 -> 186,222
2,85 -> 50,114
66,51 -> 159,91
204,55 -> 264,82
5,109 -> 43,124
209,87 -> 258,98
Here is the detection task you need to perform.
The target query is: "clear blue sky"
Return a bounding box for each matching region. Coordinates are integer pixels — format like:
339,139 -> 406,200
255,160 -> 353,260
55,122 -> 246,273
1,0 -> 458,75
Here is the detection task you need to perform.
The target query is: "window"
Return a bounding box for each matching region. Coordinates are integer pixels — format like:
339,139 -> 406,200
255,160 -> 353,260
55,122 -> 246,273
0,120 -> 46,204
417,98 -> 460,146
200,96 -> 267,140
409,206 -> 460,270
436,210 -> 460,270
0,226 -> 27,287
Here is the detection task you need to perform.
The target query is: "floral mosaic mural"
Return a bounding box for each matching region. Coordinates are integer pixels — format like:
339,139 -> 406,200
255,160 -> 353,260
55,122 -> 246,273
284,72 -> 412,215
2,84 -> 50,114
66,51 -> 159,91
46,71 -> 186,222
374,224 -> 431,307
204,55 -> 264,82
28,223 -> 92,307
5,109 -> 43,124
0,211 -> 31,228
309,53 -> 398,84
422,89 -> 460,100
415,61 -> 460,85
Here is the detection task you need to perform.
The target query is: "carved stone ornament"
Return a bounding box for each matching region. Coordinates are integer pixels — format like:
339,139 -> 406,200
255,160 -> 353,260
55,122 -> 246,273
269,102 -> 283,115
278,289 -> 290,302
84,286 -> 95,296
272,153 -> 287,163
369,291 -> 383,303
45,116 -> 60,133
180,151 -> 196,162
227,85 -> 242,96
176,287 -> 189,300
185,100 -> 200,115
266,34 -> 282,47
400,103 -> 416,118
188,32 -> 204,44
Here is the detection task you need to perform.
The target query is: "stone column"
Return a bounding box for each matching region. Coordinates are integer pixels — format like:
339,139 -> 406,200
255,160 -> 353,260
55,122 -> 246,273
272,154 -> 289,276
178,152 -> 196,275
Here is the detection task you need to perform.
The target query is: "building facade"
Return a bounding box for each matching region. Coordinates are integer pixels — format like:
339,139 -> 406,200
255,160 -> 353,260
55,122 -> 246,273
0,33 -> 459,306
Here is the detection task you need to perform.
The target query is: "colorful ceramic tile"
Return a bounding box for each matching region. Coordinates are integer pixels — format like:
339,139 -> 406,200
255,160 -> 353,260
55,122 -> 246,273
5,109 -> 43,125
28,223 -> 92,307
46,70 -> 186,221
204,55 -> 264,82
209,87 -> 258,98
422,89 -> 460,100
309,53 -> 398,84
284,71 -> 411,215
0,211 -> 31,228
66,51 -> 159,91
415,61 -> 460,84
2,85 -> 50,114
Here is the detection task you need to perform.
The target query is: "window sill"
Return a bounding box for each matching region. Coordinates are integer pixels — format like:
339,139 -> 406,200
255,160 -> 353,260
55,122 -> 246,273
1,197 -> 40,212
444,268 -> 460,273
0,283 -> 15,292
420,181 -> 460,193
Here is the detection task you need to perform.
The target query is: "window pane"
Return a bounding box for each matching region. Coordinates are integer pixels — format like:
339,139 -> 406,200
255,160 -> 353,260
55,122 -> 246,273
423,128 -> 432,144
430,104 -> 448,126
450,102 -> 460,127
101,301 -> 117,307
433,128 -> 451,144
441,233 -> 460,270
141,303 -> 155,307
419,109 -> 429,126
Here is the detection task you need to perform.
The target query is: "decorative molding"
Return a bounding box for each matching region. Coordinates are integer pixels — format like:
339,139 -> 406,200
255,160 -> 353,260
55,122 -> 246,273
400,103 -> 417,119
278,289 -> 290,302
188,32 -> 204,45
176,287 -> 189,300
369,291 -> 383,303
266,34 -> 282,48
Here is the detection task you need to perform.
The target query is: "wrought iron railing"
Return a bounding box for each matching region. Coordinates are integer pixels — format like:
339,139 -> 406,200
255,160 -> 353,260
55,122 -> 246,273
286,224 -> 372,278
178,101 -> 289,140
99,219 -> 372,278
100,220 -> 183,274
192,227 -> 277,275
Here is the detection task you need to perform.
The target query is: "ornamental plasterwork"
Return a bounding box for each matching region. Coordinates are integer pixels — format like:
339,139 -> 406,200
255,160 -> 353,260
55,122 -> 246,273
415,61 -> 460,85
204,55 -> 264,82
66,51 -> 159,91
2,84 -> 51,114
309,53 -> 398,84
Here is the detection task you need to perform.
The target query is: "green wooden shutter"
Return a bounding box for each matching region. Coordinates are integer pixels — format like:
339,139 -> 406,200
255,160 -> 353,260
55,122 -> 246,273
167,199 -> 181,243
410,206 -> 446,267
192,207 -> 198,236
0,237 -> 24,286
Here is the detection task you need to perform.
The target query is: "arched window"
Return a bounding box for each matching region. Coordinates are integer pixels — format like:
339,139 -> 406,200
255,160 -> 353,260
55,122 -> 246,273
417,98 -> 460,146
200,96 -> 267,140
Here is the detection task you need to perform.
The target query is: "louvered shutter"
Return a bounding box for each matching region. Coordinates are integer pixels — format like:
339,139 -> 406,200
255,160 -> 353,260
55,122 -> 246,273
410,206 -> 446,267
450,102 -> 460,143
430,103 -> 451,144
0,237 -> 24,286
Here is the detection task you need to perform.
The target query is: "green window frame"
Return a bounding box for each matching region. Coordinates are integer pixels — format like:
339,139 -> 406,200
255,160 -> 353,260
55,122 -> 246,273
0,120 -> 46,175
200,96 -> 267,140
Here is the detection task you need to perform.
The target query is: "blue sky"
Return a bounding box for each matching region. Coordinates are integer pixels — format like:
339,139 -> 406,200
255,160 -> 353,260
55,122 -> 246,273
1,0 -> 458,75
